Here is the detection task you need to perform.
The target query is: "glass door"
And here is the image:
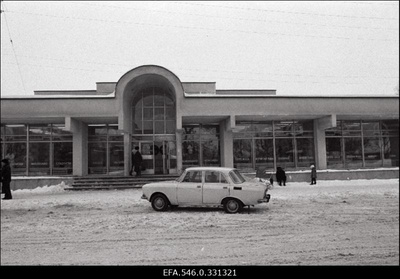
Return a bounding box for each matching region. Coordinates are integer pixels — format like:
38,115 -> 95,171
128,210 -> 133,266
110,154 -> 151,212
139,141 -> 154,174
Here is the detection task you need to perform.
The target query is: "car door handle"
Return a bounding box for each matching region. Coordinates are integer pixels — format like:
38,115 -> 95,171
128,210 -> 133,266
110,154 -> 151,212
223,187 -> 228,189
197,185 -> 201,188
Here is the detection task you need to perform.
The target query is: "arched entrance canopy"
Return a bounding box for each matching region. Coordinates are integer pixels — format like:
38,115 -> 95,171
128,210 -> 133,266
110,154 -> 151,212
115,65 -> 184,133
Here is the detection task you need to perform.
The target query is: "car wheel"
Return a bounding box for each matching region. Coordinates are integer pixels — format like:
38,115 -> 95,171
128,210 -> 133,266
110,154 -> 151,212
151,194 -> 169,211
224,198 -> 243,214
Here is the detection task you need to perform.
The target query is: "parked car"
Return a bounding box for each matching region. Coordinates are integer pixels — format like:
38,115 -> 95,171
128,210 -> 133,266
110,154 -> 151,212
141,167 -> 271,213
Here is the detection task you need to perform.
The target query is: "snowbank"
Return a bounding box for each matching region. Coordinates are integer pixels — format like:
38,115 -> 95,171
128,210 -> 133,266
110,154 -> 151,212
10,182 -> 69,195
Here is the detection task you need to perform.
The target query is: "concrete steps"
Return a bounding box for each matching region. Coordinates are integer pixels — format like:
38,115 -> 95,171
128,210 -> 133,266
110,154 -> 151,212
68,174 -> 180,190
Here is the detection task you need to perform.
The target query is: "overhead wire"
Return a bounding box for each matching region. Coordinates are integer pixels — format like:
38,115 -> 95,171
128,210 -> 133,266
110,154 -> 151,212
4,9 -> 399,43
1,2 -> 27,94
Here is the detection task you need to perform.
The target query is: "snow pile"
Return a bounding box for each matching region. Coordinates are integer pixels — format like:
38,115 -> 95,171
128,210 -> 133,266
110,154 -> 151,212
11,182 -> 69,195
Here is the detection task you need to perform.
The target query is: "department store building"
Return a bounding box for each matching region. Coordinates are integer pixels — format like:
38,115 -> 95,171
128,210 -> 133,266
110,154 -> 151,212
1,65 -> 399,177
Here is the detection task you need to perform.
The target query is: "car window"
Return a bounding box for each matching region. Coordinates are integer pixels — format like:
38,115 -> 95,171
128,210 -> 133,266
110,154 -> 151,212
205,171 -> 228,183
182,171 -> 202,183
229,170 -> 246,184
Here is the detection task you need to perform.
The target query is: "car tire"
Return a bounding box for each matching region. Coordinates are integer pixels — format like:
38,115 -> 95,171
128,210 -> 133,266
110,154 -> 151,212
223,198 -> 243,214
151,194 -> 169,211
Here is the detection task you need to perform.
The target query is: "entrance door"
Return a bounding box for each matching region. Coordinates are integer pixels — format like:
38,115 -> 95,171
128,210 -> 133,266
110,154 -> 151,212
154,141 -> 164,174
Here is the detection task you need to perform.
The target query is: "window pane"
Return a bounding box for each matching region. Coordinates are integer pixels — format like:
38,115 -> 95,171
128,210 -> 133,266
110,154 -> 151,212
254,122 -> 273,137
166,107 -> 175,120
143,121 -> 153,134
202,139 -> 220,166
205,171 -> 220,183
109,142 -> 124,169
52,125 -> 73,141
255,139 -> 274,169
344,137 -> 363,168
342,121 -> 361,136
166,121 -> 176,134
143,90 -> 153,107
275,138 -> 294,168
88,142 -> 107,174
183,141 -> 199,167
108,125 -> 123,141
5,124 -> 27,141
364,137 -> 382,167
29,142 -> 50,175
53,142 -> 72,175
233,139 -> 252,170
326,137 -> 343,168
154,91 -> 165,106
383,136 -> 399,167
154,108 -> 164,120
155,121 -> 164,134
183,171 -> 202,183
29,125 -> 52,141
274,121 -> 294,137
381,120 -> 399,131
5,142 -> 26,174
143,108 -> 153,120
296,138 -> 315,167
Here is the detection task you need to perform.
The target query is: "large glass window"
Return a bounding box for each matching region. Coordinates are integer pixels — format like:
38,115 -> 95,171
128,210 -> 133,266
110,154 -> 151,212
88,124 -> 124,175
29,142 -> 50,175
4,142 -> 27,175
132,87 -> 176,135
2,124 -> 72,175
255,139 -> 274,169
182,125 -> 220,168
233,139 -> 252,170
326,137 -> 343,168
233,120 -> 314,171
326,120 -> 399,168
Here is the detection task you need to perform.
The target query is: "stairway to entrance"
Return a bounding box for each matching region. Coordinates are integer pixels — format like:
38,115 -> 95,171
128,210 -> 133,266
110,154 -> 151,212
68,174 -> 180,190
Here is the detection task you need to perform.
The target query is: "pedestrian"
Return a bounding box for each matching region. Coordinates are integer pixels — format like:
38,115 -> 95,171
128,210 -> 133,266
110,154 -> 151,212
1,158 -> 12,200
130,146 -> 143,177
276,166 -> 287,186
310,164 -> 317,185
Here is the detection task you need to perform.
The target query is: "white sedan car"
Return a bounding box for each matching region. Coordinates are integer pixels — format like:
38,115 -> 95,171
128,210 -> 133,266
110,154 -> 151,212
141,167 -> 271,214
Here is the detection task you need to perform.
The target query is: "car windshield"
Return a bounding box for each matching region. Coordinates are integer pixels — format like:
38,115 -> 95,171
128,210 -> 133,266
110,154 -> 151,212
229,170 -> 246,184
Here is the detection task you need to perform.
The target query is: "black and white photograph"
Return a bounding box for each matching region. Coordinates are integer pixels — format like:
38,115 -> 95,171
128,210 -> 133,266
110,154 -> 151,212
1,1 -> 398,270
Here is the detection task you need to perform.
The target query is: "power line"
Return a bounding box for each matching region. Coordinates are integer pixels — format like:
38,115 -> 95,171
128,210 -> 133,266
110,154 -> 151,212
76,2 -> 399,31
170,1 -> 399,21
1,3 -> 27,94
5,10 -> 399,43
2,52 -> 398,80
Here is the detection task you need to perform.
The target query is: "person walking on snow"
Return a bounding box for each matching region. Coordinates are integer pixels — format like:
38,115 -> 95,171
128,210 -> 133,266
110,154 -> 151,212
1,158 -> 12,200
310,164 -> 317,185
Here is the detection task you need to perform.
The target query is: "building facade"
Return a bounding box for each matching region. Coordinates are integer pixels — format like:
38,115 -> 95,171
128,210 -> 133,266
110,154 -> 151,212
1,65 -> 399,177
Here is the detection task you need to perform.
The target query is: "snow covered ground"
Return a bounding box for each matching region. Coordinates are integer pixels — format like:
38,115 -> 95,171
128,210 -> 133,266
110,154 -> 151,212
1,179 -> 399,265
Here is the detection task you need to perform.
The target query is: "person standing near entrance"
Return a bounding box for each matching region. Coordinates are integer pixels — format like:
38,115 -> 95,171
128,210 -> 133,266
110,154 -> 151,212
310,164 -> 317,185
130,146 -> 143,177
1,158 -> 12,200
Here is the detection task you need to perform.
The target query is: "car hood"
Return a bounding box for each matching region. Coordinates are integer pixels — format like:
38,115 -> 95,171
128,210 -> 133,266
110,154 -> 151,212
142,180 -> 178,187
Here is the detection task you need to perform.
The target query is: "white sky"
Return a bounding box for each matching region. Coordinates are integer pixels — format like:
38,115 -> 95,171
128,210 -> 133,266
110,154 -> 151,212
1,1 -> 399,96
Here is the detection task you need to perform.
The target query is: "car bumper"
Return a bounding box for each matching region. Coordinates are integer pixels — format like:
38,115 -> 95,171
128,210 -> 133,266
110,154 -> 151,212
258,194 -> 271,203
141,194 -> 148,200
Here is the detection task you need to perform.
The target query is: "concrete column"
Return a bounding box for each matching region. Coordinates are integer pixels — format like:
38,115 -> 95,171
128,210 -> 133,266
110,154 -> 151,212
65,117 -> 88,176
220,115 -> 235,168
176,114 -> 183,174
314,114 -> 336,170
124,133 -> 131,176
176,130 -> 183,174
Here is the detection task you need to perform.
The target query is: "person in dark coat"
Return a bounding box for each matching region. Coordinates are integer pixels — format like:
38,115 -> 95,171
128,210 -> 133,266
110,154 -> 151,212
1,158 -> 12,200
310,164 -> 317,185
276,167 -> 287,186
130,146 -> 143,177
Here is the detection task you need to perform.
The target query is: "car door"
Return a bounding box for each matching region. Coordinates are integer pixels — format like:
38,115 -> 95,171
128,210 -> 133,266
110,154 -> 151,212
177,170 -> 203,205
202,171 -> 230,204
